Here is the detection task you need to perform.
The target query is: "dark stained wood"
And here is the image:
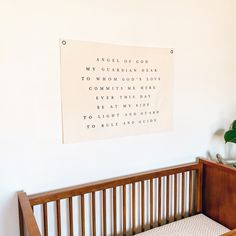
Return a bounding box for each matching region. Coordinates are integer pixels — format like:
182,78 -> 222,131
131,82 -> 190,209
123,185 -> 126,235
81,194 -> 85,236
166,175 -> 170,223
113,187 -> 117,236
92,192 -> 96,236
29,163 -> 200,205
199,158 -> 236,174
132,182 -> 136,235
56,200 -> 61,236
18,192 -> 41,236
158,177 -> 162,226
69,197 -> 73,236
174,173 -> 177,221
43,203 -> 48,236
189,171 -> 193,216
201,159 -> 236,229
182,172 -> 185,218
196,163 -> 203,213
141,181 -> 145,232
103,190 -> 106,236
150,179 -> 153,229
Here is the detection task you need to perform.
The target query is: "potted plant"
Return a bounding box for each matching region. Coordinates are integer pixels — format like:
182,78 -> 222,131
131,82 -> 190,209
216,120 -> 236,165
224,120 -> 236,144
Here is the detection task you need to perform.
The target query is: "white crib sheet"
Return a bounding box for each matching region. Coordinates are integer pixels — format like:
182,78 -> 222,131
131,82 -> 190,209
137,214 -> 229,236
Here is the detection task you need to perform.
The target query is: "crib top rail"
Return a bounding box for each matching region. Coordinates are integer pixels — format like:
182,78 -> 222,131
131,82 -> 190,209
19,158 -> 236,236
29,161 -> 201,206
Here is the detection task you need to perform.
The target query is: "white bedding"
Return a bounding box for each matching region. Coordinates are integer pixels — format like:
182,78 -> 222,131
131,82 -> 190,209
137,214 -> 229,236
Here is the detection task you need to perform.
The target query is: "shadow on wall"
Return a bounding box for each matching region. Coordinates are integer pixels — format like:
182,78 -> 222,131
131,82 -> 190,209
207,129 -> 236,161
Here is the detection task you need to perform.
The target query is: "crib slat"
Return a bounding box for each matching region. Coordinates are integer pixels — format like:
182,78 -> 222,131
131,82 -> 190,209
56,200 -> 61,236
92,192 -> 96,236
182,172 -> 185,218
132,183 -> 136,235
150,179 -> 153,229
174,173 -> 177,221
69,197 -> 73,236
43,203 -> 48,236
141,181 -> 145,232
113,187 -> 117,236
103,190 -> 106,236
189,170 -> 193,216
166,175 -> 170,223
81,194 -> 85,236
121,185 -> 126,235
158,177 -> 162,226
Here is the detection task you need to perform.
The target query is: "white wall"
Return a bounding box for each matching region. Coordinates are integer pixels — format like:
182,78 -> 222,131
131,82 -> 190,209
0,0 -> 236,235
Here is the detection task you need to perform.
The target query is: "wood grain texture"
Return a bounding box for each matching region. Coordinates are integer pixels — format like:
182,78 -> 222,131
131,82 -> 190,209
201,159 -> 236,229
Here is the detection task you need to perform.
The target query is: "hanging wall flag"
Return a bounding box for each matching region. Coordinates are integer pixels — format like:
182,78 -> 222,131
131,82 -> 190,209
60,40 -> 174,143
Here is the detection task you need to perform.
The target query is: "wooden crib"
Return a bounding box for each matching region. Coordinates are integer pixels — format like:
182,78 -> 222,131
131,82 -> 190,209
18,158 -> 236,236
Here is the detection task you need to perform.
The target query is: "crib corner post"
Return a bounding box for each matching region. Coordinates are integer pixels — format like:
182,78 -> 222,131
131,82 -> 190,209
196,159 -> 203,214
18,191 -> 25,236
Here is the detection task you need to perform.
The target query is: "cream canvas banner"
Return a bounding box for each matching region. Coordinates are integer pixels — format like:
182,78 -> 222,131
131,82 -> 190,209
60,40 -> 174,143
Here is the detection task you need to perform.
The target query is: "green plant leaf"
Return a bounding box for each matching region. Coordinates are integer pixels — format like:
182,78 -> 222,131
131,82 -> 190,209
230,120 -> 236,130
224,129 -> 236,143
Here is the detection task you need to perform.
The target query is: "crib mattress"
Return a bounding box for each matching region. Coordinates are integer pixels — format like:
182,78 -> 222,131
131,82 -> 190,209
137,214 -> 229,236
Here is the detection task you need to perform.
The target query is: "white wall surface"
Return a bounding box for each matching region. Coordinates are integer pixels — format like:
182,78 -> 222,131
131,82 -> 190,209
0,0 -> 236,235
